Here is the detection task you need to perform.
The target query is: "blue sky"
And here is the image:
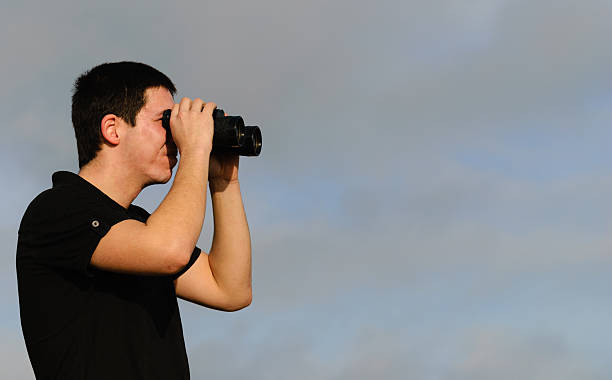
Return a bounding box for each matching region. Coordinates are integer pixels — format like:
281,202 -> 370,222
2,0 -> 612,378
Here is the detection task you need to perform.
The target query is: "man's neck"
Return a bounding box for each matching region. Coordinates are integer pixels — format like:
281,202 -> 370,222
78,161 -> 143,210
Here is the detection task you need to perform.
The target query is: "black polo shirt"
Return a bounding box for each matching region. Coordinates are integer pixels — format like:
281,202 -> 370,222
16,171 -> 201,380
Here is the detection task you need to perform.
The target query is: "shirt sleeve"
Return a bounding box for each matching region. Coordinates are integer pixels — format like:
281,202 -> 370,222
170,246 -> 202,280
128,204 -> 202,280
17,190 -> 130,278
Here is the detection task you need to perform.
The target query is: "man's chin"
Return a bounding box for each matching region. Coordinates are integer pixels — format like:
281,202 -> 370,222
143,168 -> 174,188
160,169 -> 174,184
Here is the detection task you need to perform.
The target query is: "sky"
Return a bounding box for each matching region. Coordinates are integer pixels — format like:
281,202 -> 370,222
2,0 -> 612,378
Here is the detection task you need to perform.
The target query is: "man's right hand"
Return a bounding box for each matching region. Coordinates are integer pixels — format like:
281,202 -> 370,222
169,97 -> 216,156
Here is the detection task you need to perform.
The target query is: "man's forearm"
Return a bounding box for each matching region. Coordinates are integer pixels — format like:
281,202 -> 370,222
146,152 -> 209,262
208,180 -> 252,300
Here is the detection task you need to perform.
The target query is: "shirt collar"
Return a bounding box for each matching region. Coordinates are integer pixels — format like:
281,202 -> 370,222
51,171 -> 130,211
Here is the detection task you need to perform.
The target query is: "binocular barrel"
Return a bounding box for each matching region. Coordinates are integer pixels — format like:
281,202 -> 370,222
161,109 -> 262,156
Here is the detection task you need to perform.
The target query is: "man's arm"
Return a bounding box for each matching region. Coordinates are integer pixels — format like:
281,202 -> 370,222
90,153 -> 209,275
90,98 -> 215,275
174,157 -> 252,311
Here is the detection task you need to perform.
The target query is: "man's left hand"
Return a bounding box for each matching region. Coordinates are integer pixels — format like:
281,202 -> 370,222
209,151 -> 239,186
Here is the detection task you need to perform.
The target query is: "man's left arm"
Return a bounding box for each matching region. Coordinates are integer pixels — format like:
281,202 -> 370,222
174,153 -> 252,311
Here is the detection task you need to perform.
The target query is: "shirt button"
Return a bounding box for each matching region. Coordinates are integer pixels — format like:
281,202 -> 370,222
92,220 -> 100,228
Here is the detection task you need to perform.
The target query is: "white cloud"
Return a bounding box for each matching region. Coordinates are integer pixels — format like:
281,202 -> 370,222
451,328 -> 607,380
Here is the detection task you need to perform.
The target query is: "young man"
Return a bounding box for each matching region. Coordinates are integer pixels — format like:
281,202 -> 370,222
16,62 -> 252,379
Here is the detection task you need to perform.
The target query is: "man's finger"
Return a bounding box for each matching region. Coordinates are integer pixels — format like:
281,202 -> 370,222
202,101 -> 217,116
178,97 -> 192,113
191,98 -> 204,112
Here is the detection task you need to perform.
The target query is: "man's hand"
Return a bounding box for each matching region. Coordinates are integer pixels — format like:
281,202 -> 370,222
208,110 -> 239,190
170,98 -> 216,157
209,151 -> 239,190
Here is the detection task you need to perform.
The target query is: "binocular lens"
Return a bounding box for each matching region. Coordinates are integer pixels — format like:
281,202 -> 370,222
240,126 -> 262,156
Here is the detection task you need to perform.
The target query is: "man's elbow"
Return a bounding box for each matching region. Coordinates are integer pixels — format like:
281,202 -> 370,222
167,242 -> 195,275
240,289 -> 253,309
222,288 -> 252,312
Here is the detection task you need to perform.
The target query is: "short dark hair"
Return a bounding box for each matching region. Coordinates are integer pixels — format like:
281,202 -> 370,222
71,61 -> 176,168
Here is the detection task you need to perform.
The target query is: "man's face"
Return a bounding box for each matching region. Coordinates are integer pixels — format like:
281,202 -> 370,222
122,86 -> 177,186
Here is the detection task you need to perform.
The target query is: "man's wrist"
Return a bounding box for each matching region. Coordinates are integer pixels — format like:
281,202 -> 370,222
209,178 -> 240,193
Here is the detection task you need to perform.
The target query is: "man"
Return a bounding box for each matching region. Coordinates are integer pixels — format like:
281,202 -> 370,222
16,61 -> 252,379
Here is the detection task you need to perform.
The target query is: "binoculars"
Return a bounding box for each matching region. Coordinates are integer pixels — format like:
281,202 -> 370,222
162,108 -> 262,156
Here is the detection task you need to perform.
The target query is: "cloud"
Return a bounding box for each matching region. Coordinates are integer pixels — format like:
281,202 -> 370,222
183,321 -> 608,380
186,321 -> 424,380
4,0 -> 612,181
0,330 -> 34,380
451,328 -> 608,380
240,149 -> 612,306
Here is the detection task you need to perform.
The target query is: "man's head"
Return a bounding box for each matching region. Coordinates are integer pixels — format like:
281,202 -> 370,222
72,61 -> 176,168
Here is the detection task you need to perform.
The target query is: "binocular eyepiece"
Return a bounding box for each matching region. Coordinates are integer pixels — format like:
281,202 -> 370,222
161,108 -> 262,157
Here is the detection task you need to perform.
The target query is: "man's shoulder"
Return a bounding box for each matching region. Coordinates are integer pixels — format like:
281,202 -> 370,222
18,180 -> 118,235
18,171 -> 152,238
19,186 -> 68,233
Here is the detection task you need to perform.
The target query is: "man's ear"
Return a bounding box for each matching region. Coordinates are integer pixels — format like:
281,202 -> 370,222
100,114 -> 121,145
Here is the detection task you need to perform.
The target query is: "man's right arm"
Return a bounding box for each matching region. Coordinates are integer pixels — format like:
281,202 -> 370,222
90,98 -> 215,276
